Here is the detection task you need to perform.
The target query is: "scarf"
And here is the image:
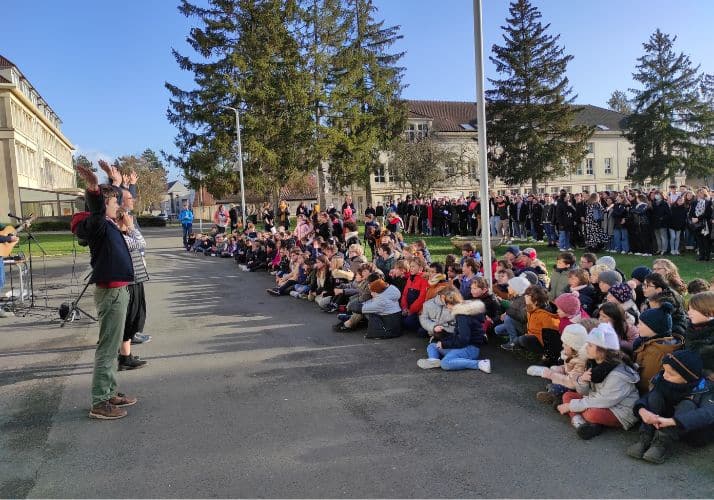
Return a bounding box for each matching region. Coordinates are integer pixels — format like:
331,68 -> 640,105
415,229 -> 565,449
651,373 -> 695,410
695,199 -> 710,236
587,359 -> 619,384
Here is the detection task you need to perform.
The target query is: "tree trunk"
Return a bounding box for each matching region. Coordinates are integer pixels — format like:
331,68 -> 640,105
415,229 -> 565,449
531,177 -> 537,194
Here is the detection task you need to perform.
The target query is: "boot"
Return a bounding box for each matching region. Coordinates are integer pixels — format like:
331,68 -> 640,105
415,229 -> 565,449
576,422 -> 604,440
626,429 -> 654,460
536,391 -> 556,405
643,430 -> 675,464
118,354 -> 147,371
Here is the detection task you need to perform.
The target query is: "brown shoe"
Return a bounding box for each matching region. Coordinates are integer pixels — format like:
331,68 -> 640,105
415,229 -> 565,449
108,392 -> 137,407
89,401 -> 128,420
536,391 -> 556,405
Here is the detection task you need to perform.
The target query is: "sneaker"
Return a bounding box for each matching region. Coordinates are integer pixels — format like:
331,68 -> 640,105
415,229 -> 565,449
536,391 -> 556,404
322,304 -> 338,313
570,414 -> 586,429
337,313 -> 351,322
131,333 -> 152,345
417,358 -> 441,369
108,392 -> 138,407
333,322 -> 351,332
576,422 -> 604,440
89,401 -> 127,420
118,354 -> 147,371
526,365 -> 546,377
477,359 -> 491,373
289,291 -> 299,298
298,293 -> 309,300
500,342 -> 516,351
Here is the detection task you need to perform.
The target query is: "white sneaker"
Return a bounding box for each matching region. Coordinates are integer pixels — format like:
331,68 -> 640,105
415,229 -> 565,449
526,365 -> 546,377
477,359 -> 491,373
289,291 -> 299,298
417,358 -> 441,369
0,308 -> 14,318
571,415 -> 586,429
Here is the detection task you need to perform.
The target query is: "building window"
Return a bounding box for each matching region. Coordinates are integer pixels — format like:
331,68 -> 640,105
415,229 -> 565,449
586,158 -> 594,175
550,186 -> 559,194
389,167 -> 401,183
587,142 -> 594,154
627,156 -> 635,169
576,162 -> 584,175
581,185 -> 590,193
406,122 -> 428,142
537,187 -> 545,194
605,184 -> 615,191
604,158 -> 612,175
444,161 -> 456,177
468,160 -> 477,177
374,166 -> 385,183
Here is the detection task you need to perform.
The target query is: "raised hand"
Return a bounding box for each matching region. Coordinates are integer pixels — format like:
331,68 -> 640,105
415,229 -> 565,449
98,159 -> 121,186
129,170 -> 138,185
76,164 -> 99,189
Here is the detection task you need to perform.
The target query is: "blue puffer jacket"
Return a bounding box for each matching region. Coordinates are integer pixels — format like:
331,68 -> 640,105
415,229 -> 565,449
439,300 -> 486,349
674,378 -> 714,433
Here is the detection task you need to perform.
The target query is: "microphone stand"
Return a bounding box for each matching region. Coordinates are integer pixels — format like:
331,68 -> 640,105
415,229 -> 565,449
12,216 -> 47,309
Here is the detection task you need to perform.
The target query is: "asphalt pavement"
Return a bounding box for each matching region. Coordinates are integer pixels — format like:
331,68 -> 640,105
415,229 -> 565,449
1,228 -> 712,498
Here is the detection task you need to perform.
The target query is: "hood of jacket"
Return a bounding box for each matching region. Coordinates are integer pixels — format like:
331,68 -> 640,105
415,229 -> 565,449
381,284 -> 402,301
608,362 -> 641,385
451,300 -> 485,317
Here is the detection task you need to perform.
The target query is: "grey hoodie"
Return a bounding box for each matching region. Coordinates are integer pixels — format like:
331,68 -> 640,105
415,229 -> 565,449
362,285 -> 402,316
572,363 -> 640,429
419,295 -> 455,335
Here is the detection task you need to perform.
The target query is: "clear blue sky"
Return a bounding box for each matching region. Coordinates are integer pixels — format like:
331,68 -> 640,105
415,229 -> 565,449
2,0 -> 712,181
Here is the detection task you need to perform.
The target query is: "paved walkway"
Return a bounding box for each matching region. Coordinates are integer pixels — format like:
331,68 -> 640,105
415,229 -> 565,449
1,228 -> 713,498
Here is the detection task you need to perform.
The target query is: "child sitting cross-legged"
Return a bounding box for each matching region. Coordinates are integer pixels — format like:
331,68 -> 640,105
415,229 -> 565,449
416,286 -> 491,373
627,350 -> 713,464
527,324 -> 588,406
633,301 -> 683,394
557,324 -> 640,440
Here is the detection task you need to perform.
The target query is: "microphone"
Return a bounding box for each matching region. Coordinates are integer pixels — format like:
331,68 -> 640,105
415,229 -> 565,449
8,213 -> 32,221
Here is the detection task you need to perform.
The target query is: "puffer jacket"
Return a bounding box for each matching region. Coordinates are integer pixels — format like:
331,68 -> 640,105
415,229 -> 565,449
526,308 -> 560,345
572,363 -> 641,429
505,295 -> 527,334
549,265 -> 574,300
419,295 -> 455,335
634,334 -> 684,394
400,272 -> 429,315
438,300 -> 486,349
362,285 -> 402,315
548,348 -> 587,389
683,319 -> 714,377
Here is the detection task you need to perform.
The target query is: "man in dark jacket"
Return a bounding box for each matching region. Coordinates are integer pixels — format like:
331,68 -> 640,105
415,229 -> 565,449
76,162 -> 137,420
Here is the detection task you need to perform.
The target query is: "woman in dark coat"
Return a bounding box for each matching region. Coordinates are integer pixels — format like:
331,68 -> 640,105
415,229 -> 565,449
688,188 -> 713,261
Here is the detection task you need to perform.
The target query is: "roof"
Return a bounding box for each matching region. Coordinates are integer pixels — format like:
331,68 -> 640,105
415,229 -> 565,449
406,100 -> 627,132
280,173 -> 317,201
166,180 -> 180,191
0,55 -> 15,68
0,75 -> 10,84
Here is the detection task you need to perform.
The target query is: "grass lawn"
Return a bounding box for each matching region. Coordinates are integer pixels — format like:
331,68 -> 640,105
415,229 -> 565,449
400,234 -> 711,285
12,232 -> 88,258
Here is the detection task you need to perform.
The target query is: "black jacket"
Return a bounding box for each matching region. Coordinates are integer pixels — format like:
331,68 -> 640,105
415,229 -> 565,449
555,198 -> 576,230
77,188 -> 134,284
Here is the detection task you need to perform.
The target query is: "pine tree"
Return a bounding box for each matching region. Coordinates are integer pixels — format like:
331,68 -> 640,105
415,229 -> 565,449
486,0 -> 592,192
607,90 -> 631,114
686,73 -> 714,180
326,0 -> 406,202
624,29 -> 712,183
166,0 -> 313,201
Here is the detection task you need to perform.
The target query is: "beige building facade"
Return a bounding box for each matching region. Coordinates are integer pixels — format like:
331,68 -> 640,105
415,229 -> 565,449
0,55 -> 78,220
322,100 -> 685,209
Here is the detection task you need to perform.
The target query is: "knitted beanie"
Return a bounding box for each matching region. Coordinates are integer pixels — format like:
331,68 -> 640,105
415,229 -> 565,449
561,324 -> 588,351
631,266 -> 652,283
598,270 -> 622,287
639,302 -> 674,336
608,282 -> 633,304
596,255 -> 616,271
586,323 -> 620,351
522,247 -> 537,259
521,271 -> 539,285
663,350 -> 703,383
554,293 -> 581,317
508,276 -> 530,296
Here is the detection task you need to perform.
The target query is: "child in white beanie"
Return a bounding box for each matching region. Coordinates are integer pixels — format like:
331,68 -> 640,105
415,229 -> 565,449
557,324 -> 641,440
527,324 -> 588,405
495,276 -> 531,351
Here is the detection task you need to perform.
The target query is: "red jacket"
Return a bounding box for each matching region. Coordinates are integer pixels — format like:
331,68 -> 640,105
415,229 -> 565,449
400,272 -> 429,315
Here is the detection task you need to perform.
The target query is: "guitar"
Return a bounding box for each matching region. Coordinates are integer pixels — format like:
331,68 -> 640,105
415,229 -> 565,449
0,216 -> 36,258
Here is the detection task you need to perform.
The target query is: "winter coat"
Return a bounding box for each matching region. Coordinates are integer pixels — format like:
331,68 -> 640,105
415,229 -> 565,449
362,284 -> 402,316
667,204 -> 688,231
548,350 -> 587,389
611,203 -> 628,229
683,319 -> 714,377
505,295 -> 527,333
568,283 -> 597,317
555,198 -> 576,230
438,300 -> 487,349
643,290 -> 688,337
572,363 -> 641,429
634,334 -> 684,394
375,254 -> 396,276
400,272 -> 429,315
419,295 -> 455,335
526,308 -> 560,345
669,378 -> 714,434
650,200 -> 671,229
549,265 -> 574,300
309,270 -> 334,296
479,292 -> 502,321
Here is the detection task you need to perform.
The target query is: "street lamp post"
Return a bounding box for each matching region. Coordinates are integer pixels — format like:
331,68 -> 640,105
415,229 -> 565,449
473,0 -> 493,285
220,105 -> 247,227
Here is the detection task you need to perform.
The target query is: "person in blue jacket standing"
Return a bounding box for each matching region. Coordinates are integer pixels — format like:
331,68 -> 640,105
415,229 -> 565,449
179,202 -> 194,249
